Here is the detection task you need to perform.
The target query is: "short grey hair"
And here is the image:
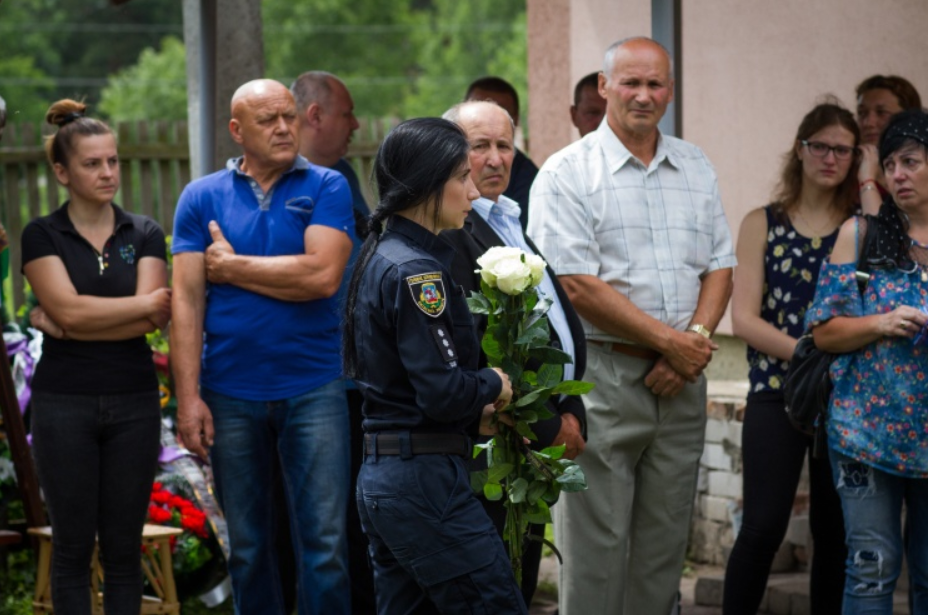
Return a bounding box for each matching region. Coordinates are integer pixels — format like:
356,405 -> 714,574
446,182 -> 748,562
290,71 -> 339,113
442,100 -> 516,136
602,37 -> 674,83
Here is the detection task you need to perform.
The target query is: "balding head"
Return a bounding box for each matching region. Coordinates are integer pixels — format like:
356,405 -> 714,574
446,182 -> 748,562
599,37 -> 674,145
228,79 -> 298,176
443,101 -> 515,202
289,71 -> 359,166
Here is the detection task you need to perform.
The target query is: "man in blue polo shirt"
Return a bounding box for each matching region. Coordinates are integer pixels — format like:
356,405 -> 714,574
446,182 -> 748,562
171,79 -> 355,615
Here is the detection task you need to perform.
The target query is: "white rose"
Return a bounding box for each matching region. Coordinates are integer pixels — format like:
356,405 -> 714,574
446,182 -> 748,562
476,246 -> 522,287
495,259 -> 533,295
524,253 -> 547,287
476,246 -> 537,295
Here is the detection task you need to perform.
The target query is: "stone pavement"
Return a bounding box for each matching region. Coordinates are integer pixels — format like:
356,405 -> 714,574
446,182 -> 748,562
529,561 -> 913,615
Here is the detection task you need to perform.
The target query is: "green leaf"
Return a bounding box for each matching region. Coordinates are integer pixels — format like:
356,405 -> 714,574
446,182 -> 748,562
481,335 -> 502,364
523,499 -> 552,524
472,442 -> 490,459
487,462 -> 514,483
484,482 -> 504,501
528,346 -> 573,365
536,363 -> 562,389
551,380 -> 596,395
466,293 -> 492,314
556,465 -> 588,491
515,323 -> 550,347
526,480 -> 548,504
514,388 -> 545,408
509,477 -> 529,503
470,470 -> 488,493
539,444 -> 566,460
515,420 -> 537,441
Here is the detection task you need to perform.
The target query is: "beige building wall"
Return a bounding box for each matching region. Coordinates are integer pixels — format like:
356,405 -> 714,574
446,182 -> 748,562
527,0 -> 928,338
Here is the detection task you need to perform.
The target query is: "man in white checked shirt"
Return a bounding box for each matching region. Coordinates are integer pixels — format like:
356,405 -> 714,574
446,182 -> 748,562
527,37 -> 736,615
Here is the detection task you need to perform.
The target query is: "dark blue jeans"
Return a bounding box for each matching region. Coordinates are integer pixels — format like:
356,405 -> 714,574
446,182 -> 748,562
203,379 -> 351,615
31,390 -> 161,615
357,444 -> 527,615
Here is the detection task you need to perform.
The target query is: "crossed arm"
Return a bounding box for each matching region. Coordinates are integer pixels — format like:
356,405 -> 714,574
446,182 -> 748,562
25,256 -> 170,341
204,221 -> 352,301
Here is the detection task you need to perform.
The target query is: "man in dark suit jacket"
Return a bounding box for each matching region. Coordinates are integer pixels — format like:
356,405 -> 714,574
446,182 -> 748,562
441,100 -> 587,607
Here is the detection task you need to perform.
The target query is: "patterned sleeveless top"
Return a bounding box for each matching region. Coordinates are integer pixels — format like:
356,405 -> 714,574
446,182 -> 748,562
747,205 -> 838,394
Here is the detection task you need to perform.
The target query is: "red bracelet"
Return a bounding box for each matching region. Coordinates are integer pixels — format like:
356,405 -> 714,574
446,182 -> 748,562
859,179 -> 878,189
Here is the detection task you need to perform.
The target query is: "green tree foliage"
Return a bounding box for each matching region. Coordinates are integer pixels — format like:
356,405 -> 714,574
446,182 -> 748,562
0,0 -> 527,125
99,37 -> 188,123
0,0 -> 182,124
262,0 -> 527,119
0,56 -> 56,126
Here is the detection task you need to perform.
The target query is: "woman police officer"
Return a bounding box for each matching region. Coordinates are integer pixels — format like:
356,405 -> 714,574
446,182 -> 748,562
342,117 -> 527,614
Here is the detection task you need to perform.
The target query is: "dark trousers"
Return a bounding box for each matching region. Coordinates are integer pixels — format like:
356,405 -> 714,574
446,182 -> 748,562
357,450 -> 527,615
31,390 -> 161,615
480,497 -> 544,606
346,389 -> 376,614
723,391 -> 846,614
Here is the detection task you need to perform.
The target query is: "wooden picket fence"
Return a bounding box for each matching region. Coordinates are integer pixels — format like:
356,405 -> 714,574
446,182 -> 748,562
0,116 -> 397,313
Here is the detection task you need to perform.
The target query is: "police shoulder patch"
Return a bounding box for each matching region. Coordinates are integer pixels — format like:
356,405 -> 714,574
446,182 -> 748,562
406,271 -> 446,317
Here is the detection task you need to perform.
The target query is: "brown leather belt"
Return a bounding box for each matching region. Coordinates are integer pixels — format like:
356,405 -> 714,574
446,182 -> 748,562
587,339 -> 661,361
364,433 -> 470,457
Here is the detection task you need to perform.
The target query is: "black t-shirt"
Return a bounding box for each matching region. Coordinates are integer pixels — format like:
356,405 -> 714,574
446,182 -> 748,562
21,203 -> 167,394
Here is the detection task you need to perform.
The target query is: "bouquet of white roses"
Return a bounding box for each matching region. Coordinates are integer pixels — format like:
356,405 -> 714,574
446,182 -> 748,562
468,246 -> 592,584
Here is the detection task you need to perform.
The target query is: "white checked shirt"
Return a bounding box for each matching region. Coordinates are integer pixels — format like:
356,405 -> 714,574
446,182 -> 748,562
471,195 -> 576,383
527,121 -> 736,342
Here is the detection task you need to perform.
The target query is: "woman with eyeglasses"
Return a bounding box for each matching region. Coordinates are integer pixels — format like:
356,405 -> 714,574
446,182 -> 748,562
724,102 -> 860,615
806,109 -> 928,614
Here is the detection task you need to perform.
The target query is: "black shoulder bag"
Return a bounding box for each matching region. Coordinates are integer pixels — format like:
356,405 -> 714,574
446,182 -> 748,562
783,215 -> 877,457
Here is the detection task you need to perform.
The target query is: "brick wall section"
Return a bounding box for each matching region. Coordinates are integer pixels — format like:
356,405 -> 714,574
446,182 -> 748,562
689,381 -> 810,569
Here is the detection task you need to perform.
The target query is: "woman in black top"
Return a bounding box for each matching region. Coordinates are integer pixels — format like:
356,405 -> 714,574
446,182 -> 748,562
343,118 -> 525,614
22,99 -> 170,615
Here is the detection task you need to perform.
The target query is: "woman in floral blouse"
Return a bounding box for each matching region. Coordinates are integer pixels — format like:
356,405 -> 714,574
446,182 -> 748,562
725,102 -> 860,614
807,109 -> 928,613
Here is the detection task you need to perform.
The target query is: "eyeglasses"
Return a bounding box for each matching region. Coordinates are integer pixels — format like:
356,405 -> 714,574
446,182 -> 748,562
801,140 -> 857,160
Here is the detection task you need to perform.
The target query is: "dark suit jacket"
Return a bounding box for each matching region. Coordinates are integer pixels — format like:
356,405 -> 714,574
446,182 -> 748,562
503,149 -> 539,230
443,210 -> 587,447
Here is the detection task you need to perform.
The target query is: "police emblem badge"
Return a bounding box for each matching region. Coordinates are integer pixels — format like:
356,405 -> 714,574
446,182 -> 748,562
406,271 -> 446,317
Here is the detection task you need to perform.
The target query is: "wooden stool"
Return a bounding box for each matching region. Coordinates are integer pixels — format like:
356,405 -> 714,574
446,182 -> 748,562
28,524 -> 183,615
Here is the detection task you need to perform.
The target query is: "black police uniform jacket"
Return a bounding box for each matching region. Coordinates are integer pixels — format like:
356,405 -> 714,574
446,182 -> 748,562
352,215 -> 501,434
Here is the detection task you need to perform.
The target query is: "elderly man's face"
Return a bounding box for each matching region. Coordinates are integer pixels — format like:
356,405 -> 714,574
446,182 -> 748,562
457,104 -> 515,202
571,84 -> 606,137
600,40 -> 674,141
316,80 -> 360,164
231,84 -> 299,168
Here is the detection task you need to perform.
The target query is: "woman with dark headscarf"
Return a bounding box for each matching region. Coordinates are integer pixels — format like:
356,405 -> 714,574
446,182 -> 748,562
807,109 -> 928,613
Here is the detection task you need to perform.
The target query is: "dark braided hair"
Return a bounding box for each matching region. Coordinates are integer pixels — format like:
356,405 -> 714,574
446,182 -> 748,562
342,117 -> 470,378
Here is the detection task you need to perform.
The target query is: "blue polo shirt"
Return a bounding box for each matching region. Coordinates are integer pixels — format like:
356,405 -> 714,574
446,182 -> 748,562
172,155 -> 355,401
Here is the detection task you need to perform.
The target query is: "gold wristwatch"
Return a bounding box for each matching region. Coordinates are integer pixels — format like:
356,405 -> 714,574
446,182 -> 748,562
687,323 -> 712,339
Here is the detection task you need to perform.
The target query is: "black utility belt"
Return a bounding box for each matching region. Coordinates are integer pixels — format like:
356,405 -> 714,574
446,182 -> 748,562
364,432 -> 470,457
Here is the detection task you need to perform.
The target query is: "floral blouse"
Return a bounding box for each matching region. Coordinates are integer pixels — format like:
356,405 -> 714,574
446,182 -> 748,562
747,206 -> 837,393
806,262 -> 928,478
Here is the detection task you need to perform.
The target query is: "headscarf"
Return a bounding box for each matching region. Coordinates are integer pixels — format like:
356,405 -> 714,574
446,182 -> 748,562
879,109 -> 928,163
